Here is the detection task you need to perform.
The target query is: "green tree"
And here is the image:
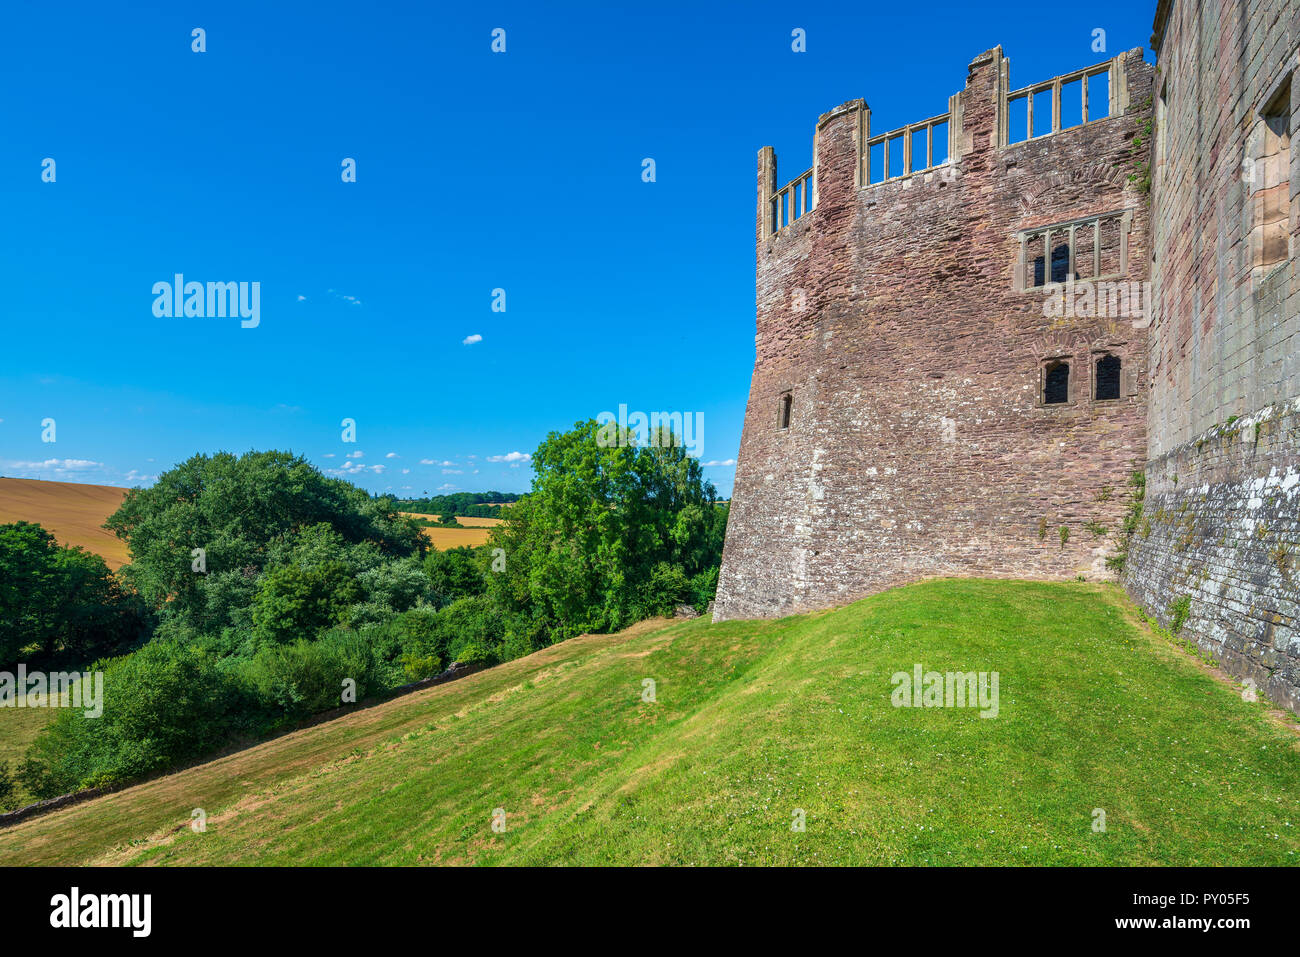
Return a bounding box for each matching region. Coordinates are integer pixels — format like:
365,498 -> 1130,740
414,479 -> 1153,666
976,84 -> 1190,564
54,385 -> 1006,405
423,546 -> 487,607
251,561 -> 363,645
105,451 -> 423,636
485,420 -> 726,649
0,521 -> 147,668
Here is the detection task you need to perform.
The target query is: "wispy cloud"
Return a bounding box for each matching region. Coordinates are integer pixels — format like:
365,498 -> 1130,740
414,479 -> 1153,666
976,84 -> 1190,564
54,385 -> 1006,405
326,288 -> 363,306
487,451 -> 530,464
702,459 -> 736,467
327,460 -> 386,477
4,458 -> 104,473
462,334 -> 483,346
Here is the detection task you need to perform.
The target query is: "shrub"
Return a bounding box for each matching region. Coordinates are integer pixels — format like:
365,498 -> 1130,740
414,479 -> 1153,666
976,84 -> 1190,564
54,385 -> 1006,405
436,596 -> 505,664
690,566 -> 720,611
251,561 -> 363,646
452,641 -> 491,665
423,547 -> 488,607
398,652 -> 443,682
630,562 -> 694,619
18,643 -> 247,798
0,762 -> 15,812
356,557 -> 430,613
1169,594 -> 1193,635
243,630 -> 379,722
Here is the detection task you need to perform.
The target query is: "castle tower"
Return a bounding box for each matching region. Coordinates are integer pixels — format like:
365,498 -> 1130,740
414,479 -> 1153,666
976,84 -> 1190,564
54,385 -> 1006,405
1125,0 -> 1300,713
715,46 -> 1155,621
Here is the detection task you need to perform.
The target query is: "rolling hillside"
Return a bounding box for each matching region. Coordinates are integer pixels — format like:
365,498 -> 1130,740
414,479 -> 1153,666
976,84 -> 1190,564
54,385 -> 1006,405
1,579 -> 1296,866
0,477 -> 129,568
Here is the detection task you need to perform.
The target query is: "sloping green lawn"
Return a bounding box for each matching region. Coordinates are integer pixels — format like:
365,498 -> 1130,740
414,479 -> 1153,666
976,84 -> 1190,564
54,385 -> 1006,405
2,579 -> 1296,865
1,693 -> 66,809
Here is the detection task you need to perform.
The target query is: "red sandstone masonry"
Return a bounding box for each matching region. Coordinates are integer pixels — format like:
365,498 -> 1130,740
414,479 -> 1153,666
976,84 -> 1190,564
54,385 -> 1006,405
717,47 -> 1155,621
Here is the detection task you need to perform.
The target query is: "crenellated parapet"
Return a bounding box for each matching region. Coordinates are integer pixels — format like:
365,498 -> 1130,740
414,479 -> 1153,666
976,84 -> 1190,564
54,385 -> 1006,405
757,49 -> 1142,242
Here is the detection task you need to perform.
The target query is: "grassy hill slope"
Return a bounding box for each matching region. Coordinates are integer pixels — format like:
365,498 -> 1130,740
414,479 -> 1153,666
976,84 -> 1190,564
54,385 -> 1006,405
0,477 -> 129,568
2,579 -> 1296,866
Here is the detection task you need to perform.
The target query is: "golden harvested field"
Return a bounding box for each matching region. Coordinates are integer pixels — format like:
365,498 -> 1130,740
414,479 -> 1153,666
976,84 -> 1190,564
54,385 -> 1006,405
0,477 -> 130,568
418,526 -> 492,549
400,511 -> 504,528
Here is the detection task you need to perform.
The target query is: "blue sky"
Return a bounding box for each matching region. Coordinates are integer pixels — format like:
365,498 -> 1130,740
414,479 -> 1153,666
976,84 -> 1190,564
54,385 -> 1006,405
0,1 -> 1153,498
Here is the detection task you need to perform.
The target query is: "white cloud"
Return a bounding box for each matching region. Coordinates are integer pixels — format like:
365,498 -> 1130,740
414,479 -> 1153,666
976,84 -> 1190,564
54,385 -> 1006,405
296,294 -> 307,302
322,453 -> 336,458
437,483 -> 458,491
327,288 -> 362,306
6,458 -> 104,472
487,451 -> 530,464
401,468 -> 410,475
462,334 -> 483,345
346,451 -> 364,459
419,458 -> 435,465
702,459 -> 737,467
385,452 -> 399,459
442,468 -> 462,475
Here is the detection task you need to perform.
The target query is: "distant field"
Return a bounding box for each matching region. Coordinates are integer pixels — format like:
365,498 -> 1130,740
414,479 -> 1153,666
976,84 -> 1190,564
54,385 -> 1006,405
400,511 -> 500,549
400,511 -> 504,528
418,526 -> 492,549
0,477 -> 129,568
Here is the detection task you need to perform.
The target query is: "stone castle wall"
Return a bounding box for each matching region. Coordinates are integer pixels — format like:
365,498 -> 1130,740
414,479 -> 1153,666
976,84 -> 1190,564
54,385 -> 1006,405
1126,398 -> 1300,712
716,47 -> 1156,621
1125,0 -> 1300,713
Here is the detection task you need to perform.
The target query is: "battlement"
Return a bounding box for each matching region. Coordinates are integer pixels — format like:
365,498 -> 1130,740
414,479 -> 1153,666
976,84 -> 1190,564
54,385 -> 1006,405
759,47 -> 1143,241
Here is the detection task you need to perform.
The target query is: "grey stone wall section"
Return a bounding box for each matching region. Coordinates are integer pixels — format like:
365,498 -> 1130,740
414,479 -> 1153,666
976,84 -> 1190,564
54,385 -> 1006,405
1126,399 -> 1300,713
1127,0 -> 1300,715
1144,0 -> 1300,458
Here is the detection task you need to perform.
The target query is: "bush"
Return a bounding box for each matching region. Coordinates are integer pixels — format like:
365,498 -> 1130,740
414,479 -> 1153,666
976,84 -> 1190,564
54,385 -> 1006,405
634,562 -> 693,619
1169,594 -> 1193,635
18,643 -> 247,798
423,547 -> 487,607
398,652 -> 443,681
435,596 -> 504,664
0,762 -> 15,812
251,561 -> 363,646
452,641 -> 491,665
243,630 -> 380,722
690,566 -> 719,610
356,557 -> 430,613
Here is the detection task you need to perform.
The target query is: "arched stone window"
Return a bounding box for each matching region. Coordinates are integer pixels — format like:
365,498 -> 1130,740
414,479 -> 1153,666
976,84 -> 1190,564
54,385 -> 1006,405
1033,243 -> 1072,286
1095,353 -> 1121,400
1044,361 -> 1070,404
